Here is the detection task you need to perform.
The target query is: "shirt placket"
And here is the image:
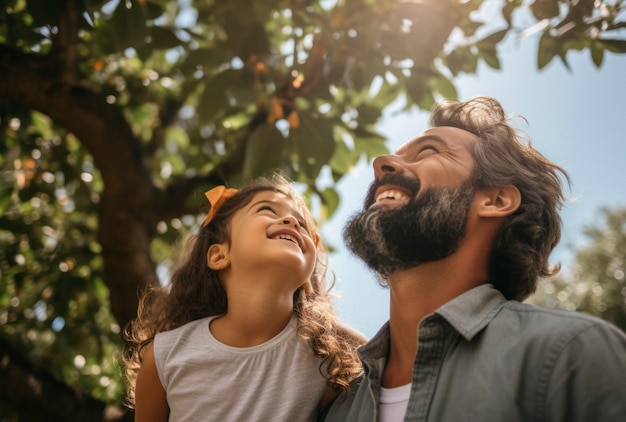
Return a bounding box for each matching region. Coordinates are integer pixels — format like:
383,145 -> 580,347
404,317 -> 448,422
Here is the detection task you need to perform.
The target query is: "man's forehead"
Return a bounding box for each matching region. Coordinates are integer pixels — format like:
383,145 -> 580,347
396,126 -> 479,152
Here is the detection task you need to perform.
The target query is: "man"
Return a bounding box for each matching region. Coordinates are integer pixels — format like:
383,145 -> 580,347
322,97 -> 626,421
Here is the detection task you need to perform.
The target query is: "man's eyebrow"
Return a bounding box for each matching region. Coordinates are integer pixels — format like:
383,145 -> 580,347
412,134 -> 448,145
396,134 -> 448,154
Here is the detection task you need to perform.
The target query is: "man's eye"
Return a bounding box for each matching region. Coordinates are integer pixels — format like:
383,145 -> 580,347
415,146 -> 438,158
419,145 -> 438,154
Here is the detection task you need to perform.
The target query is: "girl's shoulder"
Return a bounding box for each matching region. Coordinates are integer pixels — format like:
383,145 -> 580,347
155,315 -> 216,343
335,322 -> 368,347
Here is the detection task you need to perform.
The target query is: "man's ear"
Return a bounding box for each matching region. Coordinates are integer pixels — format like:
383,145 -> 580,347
207,243 -> 230,271
477,184 -> 521,218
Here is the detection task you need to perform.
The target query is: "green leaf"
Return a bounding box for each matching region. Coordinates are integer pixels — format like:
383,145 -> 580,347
328,139 -> 355,176
165,125 -> 190,149
502,0 -> 524,25
227,71 -> 257,106
197,70 -> 237,124
537,31 -> 556,70
406,70 -> 433,109
319,187 -> 340,220
0,186 -> 13,213
356,104 -> 382,126
181,48 -> 231,74
480,48 -> 501,69
475,30 -> 507,70
149,26 -> 183,50
223,111 -> 254,131
590,42 -> 604,67
459,20 -> 483,38
291,112 -> 336,180
143,0 -> 165,21
480,29 -> 508,46
599,39 -> 626,54
354,135 -> 388,162
429,72 -> 458,100
168,154 -> 187,174
370,81 -> 402,110
242,123 -> 285,181
110,0 -> 149,50
445,46 -> 478,76
528,0 -> 560,20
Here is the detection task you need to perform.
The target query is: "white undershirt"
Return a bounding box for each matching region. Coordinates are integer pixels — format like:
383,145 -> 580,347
379,383 -> 412,422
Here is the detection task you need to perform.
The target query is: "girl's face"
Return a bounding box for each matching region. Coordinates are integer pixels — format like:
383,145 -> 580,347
212,190 -> 317,291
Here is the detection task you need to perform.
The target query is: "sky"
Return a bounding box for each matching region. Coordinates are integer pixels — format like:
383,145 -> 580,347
321,26 -> 626,338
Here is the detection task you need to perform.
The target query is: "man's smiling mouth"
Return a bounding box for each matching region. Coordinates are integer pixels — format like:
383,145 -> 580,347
366,174 -> 420,209
375,189 -> 409,203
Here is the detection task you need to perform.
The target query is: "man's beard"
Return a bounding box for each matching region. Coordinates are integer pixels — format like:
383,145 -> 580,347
343,176 -> 475,280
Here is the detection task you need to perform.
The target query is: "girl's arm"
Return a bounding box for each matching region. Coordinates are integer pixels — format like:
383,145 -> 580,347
135,342 -> 169,422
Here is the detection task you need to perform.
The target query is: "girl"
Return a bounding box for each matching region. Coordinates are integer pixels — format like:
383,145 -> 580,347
122,174 -> 365,421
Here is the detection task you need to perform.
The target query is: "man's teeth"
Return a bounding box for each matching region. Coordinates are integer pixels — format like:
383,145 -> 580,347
376,190 -> 408,203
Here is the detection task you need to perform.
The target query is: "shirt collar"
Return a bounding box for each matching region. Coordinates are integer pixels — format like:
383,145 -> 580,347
358,321 -> 391,363
435,283 -> 507,341
359,283 -> 507,363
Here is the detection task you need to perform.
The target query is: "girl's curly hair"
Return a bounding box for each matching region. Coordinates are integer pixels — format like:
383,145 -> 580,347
122,174 -> 364,407
430,96 -> 570,301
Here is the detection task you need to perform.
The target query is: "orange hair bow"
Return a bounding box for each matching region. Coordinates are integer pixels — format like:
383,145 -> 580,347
202,185 -> 238,227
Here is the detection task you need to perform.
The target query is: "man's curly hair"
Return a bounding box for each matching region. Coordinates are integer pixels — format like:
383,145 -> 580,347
430,96 -> 570,301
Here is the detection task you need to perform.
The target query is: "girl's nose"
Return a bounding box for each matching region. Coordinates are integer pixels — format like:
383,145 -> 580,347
373,154 -> 407,178
281,215 -> 299,227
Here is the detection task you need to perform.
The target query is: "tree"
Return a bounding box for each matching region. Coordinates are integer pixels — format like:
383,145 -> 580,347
530,207 -> 626,333
1,0 -> 624,419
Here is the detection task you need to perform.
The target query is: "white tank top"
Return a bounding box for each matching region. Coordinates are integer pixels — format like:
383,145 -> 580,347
379,383 -> 411,422
153,315 -> 327,421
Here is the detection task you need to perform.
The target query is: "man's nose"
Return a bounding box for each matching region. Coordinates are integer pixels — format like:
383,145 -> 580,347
373,154 -> 407,177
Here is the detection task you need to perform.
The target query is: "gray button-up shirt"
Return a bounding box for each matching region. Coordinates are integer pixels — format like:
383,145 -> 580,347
322,284 -> 626,421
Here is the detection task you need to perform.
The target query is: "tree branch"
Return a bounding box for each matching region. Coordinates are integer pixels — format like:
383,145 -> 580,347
0,43 -> 159,329
51,0 -> 81,85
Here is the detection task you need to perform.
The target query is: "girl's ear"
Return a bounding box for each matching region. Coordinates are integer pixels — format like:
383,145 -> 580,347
477,184 -> 521,218
207,243 -> 230,271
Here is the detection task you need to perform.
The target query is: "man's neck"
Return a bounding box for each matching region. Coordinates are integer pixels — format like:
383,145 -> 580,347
382,255 -> 487,387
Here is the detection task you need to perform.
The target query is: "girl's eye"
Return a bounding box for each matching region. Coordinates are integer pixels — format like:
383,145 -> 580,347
258,205 -> 276,214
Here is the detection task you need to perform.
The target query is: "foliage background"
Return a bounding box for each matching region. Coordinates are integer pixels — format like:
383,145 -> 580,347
0,0 -> 624,420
